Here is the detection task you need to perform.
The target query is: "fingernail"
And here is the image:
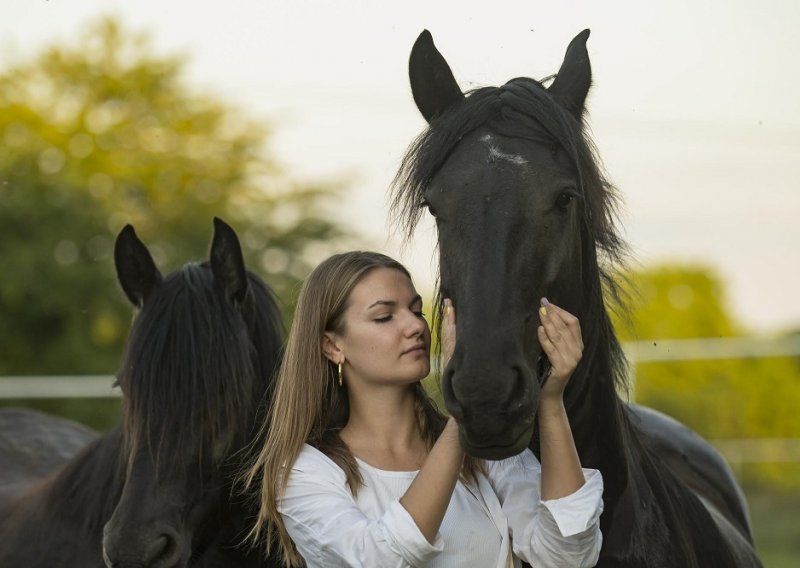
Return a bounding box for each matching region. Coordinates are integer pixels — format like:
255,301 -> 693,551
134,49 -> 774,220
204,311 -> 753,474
540,297 -> 550,307
539,306 -> 547,317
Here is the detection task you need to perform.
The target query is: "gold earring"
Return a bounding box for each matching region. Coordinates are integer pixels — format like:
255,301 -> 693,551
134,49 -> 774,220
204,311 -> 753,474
338,362 -> 343,387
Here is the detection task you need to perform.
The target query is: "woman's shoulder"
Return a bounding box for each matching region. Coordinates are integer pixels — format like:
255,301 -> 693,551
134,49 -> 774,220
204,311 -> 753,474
279,444 -> 357,521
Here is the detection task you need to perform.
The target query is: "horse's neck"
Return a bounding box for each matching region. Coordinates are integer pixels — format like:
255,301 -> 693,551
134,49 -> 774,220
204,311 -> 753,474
0,427 -> 125,566
566,334 -> 741,567
565,350 -> 668,564
566,332 -> 630,485
42,426 -> 125,532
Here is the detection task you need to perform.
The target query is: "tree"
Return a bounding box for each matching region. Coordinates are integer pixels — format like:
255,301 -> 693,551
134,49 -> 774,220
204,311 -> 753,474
0,18 -> 351,377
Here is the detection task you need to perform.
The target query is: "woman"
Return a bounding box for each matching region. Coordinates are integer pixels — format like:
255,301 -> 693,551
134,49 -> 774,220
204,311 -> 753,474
245,251 -> 603,567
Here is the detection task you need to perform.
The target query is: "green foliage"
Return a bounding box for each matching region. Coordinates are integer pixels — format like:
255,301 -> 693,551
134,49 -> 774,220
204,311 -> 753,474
0,18 -> 352,377
613,264 -> 740,340
611,264 -> 800,489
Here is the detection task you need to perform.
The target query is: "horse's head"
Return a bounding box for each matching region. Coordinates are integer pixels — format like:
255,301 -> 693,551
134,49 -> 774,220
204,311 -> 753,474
395,30 -> 622,459
102,218 -> 282,567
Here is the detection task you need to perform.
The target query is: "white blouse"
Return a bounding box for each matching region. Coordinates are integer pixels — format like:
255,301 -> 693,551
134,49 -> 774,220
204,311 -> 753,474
279,444 -> 603,568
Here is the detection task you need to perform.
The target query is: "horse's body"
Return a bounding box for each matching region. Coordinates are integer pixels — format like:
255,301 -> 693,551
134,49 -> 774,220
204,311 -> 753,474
0,218 -> 283,567
393,30 -> 762,567
0,409 -> 97,506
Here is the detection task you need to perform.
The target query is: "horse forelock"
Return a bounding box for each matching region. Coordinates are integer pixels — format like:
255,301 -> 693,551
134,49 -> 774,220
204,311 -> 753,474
118,262 -> 268,468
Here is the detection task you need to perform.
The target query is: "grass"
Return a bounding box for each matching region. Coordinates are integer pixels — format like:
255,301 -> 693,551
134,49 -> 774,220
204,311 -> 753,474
746,484 -> 800,568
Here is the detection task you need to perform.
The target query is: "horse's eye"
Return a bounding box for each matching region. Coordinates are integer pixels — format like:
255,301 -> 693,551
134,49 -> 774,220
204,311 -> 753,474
421,198 -> 438,218
555,192 -> 576,210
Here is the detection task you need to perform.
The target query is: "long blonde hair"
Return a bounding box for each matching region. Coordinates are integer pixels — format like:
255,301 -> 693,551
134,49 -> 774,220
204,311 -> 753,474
243,251 -> 481,567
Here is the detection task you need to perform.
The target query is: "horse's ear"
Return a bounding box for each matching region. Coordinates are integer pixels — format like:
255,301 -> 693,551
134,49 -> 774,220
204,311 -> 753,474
114,225 -> 162,308
409,30 -> 465,123
209,217 -> 248,305
547,29 -> 592,119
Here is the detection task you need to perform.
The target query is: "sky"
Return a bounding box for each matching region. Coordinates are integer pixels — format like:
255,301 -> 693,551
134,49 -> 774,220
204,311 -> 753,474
2,0 -> 799,333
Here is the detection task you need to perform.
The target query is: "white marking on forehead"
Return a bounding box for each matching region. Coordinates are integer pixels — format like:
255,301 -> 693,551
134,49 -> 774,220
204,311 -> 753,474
480,133 -> 528,166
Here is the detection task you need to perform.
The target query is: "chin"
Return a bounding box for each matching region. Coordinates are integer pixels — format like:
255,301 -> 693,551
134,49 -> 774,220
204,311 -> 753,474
459,426 -> 532,461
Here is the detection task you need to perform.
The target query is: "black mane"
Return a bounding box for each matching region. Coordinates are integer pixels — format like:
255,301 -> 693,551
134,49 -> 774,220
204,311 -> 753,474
118,261 -> 282,468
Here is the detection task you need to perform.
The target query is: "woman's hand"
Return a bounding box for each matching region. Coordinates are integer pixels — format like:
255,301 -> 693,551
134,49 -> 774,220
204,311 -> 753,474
536,299 -> 586,500
441,298 -> 456,368
537,299 -> 584,400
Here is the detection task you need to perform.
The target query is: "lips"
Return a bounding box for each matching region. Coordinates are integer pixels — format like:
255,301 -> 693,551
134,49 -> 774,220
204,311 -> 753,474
402,344 -> 428,356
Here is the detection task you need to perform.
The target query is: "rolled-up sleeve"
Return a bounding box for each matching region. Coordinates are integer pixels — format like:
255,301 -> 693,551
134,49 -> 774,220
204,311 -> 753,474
279,445 -> 443,567
486,449 -> 604,568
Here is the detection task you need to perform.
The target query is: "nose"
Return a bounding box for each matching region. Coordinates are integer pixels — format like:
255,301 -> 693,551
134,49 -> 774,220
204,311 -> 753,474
405,310 -> 428,337
103,521 -> 184,567
442,357 -> 536,458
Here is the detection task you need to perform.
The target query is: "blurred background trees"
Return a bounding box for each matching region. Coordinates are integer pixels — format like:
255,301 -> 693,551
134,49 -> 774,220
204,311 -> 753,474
611,264 -> 800,492
611,264 -> 800,566
0,18 -> 350,378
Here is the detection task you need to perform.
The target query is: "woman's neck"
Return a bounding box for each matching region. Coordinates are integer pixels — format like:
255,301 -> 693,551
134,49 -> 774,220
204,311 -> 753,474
341,385 -> 427,470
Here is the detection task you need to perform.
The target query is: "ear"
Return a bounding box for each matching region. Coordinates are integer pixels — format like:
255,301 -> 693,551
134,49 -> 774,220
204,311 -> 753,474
114,224 -> 162,308
409,30 -> 465,122
547,29 -> 592,119
321,332 -> 344,365
209,217 -> 248,305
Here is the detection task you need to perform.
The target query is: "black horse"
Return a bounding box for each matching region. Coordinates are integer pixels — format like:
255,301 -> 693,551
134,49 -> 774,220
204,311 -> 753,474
0,218 -> 283,567
392,30 -> 762,567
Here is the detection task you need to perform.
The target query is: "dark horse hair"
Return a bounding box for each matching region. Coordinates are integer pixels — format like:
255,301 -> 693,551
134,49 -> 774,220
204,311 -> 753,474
119,261 -> 283,471
391,31 -> 756,567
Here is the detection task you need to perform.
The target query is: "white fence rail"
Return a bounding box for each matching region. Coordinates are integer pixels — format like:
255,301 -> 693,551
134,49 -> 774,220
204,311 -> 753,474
621,334 -> 800,397
2,336 -> 798,463
2,336 -> 798,400
0,375 -> 118,398
713,438 -> 800,465
623,335 -> 800,363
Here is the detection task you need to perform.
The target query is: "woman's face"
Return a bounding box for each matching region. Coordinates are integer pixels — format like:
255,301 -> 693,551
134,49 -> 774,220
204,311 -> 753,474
329,267 -> 431,387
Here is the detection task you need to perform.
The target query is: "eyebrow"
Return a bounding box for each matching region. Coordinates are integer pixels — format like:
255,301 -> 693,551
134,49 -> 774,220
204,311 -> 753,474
367,295 -> 422,310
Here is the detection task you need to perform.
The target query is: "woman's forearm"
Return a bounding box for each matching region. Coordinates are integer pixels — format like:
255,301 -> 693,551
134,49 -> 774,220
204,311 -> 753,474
400,418 -> 464,543
538,396 -> 585,500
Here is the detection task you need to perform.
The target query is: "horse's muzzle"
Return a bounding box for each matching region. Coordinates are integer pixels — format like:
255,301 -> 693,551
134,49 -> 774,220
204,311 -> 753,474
443,357 -> 537,460
459,419 -> 535,460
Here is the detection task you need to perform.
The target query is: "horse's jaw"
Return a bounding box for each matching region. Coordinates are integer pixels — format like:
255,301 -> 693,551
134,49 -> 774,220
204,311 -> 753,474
459,423 -> 534,460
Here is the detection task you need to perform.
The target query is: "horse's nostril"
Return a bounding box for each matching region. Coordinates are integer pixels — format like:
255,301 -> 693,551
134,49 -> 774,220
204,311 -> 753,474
143,529 -> 183,566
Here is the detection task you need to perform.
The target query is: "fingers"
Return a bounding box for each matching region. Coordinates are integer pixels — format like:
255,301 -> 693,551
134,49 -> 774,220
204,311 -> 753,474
537,298 -> 583,385
540,300 -> 583,350
441,298 -> 456,366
